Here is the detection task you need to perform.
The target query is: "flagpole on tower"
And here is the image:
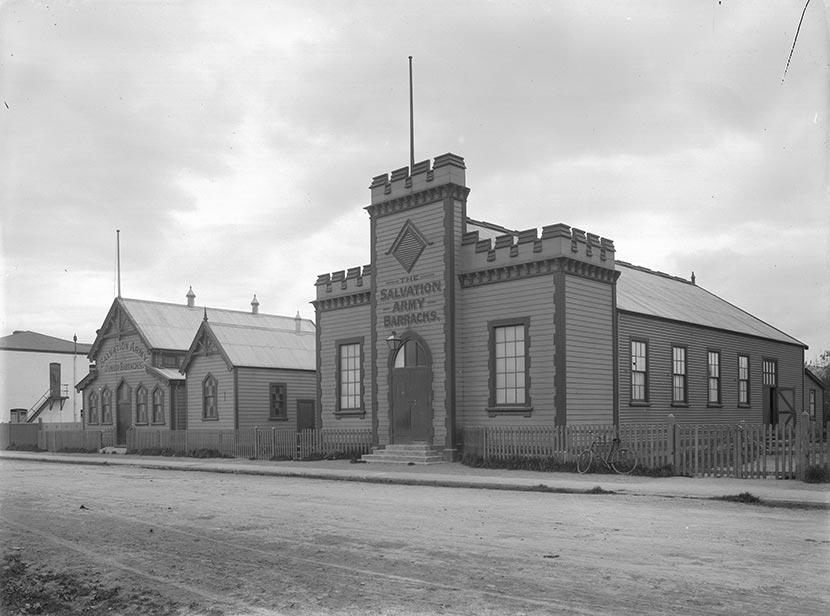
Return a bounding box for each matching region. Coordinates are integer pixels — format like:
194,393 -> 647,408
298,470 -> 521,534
409,55 -> 415,169
116,229 -> 121,298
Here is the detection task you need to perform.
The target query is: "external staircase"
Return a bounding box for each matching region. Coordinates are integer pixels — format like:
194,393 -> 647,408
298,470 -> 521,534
361,443 -> 446,465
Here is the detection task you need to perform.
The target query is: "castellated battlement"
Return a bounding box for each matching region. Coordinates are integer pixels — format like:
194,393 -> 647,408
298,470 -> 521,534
369,153 -> 467,205
460,223 -> 615,272
315,265 -> 373,300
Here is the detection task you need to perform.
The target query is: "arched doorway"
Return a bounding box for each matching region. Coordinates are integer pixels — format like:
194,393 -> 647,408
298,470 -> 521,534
116,381 -> 132,445
390,337 -> 432,443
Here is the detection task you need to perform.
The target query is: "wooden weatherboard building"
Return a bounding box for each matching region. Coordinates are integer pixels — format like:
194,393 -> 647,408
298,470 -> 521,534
314,153 -> 812,460
78,291 -> 315,445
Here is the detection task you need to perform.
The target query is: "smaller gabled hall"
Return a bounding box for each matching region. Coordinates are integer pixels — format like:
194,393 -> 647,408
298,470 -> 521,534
78,291 -> 315,445
313,153 -> 812,460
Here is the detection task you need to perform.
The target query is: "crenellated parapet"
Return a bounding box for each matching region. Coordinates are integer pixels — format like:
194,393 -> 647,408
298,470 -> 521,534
366,153 -> 470,218
460,222 -> 617,286
314,265 -> 372,310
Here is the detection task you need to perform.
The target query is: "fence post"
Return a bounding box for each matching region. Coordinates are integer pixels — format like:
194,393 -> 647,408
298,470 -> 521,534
667,414 -> 677,475
797,410 -> 811,480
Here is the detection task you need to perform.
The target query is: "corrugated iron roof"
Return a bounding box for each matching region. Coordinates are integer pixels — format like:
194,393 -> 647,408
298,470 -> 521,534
118,298 -> 315,352
615,262 -> 805,347
206,322 -> 316,370
0,330 -> 93,354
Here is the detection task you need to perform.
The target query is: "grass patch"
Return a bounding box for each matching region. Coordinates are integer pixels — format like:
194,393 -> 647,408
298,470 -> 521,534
713,491 -> 762,505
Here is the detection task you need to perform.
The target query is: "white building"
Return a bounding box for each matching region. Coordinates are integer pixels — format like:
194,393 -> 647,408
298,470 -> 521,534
0,330 -> 91,423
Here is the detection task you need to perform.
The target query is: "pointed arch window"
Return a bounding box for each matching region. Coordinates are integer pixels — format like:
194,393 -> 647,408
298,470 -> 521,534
152,388 -> 165,424
203,374 -> 218,420
88,391 -> 99,424
136,386 -> 148,424
101,388 -> 113,424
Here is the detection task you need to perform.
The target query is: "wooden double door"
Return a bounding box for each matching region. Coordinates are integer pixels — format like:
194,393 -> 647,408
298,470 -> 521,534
391,338 -> 432,443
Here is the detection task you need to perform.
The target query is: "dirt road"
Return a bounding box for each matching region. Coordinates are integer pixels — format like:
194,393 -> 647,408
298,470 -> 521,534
1,459 -> 828,615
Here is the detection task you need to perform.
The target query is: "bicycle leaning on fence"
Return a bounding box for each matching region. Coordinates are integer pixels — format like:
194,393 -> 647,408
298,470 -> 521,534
576,433 -> 638,475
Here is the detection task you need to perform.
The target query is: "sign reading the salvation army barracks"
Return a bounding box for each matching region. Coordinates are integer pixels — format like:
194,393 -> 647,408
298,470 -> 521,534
379,274 -> 442,329
99,340 -> 149,373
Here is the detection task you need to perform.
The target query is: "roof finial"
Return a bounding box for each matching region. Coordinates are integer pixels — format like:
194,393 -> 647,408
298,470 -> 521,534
203,307 -> 208,322
186,286 -> 196,307
691,271 -> 696,285
251,294 -> 260,315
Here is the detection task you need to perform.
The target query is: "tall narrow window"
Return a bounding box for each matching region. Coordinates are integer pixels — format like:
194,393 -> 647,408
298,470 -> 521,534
738,355 -> 750,405
809,390 -> 816,419
152,388 -> 164,424
672,346 -> 687,404
88,391 -> 99,424
763,359 -> 777,387
270,383 -> 287,419
136,386 -> 148,423
707,350 -> 721,405
630,340 -> 648,403
338,342 -> 362,411
101,388 -> 112,423
203,375 -> 217,419
492,322 -> 528,406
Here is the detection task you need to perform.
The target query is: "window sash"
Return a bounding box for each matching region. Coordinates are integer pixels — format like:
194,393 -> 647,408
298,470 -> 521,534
708,351 -> 721,404
152,390 -> 164,423
631,340 -> 648,402
738,355 -> 750,405
270,383 -> 287,419
493,324 -> 527,406
338,343 -> 361,410
203,377 -> 217,419
136,387 -> 148,423
671,347 -> 686,403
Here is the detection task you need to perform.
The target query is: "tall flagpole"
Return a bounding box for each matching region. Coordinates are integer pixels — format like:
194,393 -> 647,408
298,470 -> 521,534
409,56 -> 414,169
116,229 -> 121,298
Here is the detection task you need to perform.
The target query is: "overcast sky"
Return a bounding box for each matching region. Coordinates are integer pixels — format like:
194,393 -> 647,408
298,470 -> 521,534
1,0 -> 828,361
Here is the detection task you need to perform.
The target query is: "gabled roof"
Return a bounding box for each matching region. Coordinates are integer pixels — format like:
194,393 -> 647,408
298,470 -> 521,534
182,320 -> 316,371
89,297 -> 315,357
805,368 -> 826,390
615,262 -> 805,348
0,330 -> 92,354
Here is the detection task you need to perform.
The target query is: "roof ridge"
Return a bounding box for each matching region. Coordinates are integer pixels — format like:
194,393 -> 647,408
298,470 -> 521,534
616,260 -> 693,284
120,297 -> 304,321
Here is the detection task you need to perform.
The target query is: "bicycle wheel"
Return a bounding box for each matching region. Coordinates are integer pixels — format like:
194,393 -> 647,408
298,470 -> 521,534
610,448 -> 637,475
576,449 -> 593,474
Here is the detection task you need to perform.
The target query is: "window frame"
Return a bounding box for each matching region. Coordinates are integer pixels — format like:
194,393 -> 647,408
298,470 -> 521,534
202,374 -> 218,420
671,345 -> 687,406
707,349 -> 722,406
101,387 -> 113,424
136,385 -> 148,424
738,354 -> 751,407
487,318 -> 532,414
336,338 -> 364,417
630,338 -> 649,405
269,383 -> 288,420
762,358 -> 777,387
809,390 -> 816,419
87,391 -> 99,425
151,387 -> 165,424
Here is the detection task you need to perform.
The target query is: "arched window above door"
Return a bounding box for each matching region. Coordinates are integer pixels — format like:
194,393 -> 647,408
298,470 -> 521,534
393,339 -> 427,368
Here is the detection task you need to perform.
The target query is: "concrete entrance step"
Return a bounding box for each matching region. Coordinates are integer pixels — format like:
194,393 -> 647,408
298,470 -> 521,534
361,443 -> 446,465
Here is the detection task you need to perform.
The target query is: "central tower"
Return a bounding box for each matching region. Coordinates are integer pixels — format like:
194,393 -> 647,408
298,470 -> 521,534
366,154 -> 469,456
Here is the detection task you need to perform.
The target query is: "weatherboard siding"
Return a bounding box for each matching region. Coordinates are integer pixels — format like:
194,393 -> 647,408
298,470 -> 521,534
564,276 -> 615,425
318,303 -> 372,429
457,276 -> 556,426
236,367 -> 316,429
618,312 -> 805,424
184,353 -> 234,430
